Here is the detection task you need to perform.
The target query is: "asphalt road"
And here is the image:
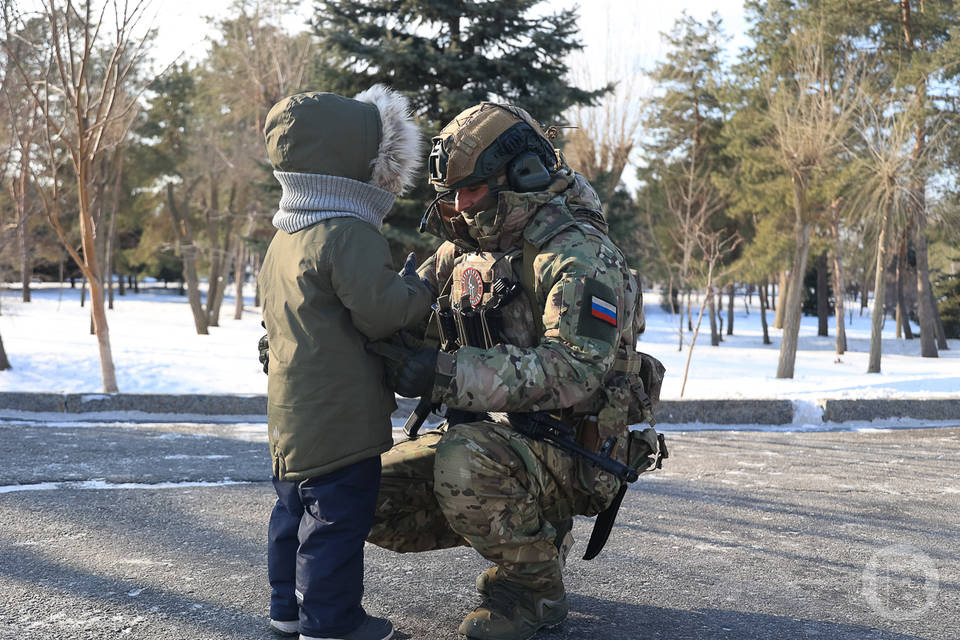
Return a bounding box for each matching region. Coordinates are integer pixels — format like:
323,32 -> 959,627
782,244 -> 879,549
0,418 -> 957,640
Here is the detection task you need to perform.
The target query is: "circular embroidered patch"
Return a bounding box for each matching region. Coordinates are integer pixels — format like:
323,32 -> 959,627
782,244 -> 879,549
461,267 -> 484,307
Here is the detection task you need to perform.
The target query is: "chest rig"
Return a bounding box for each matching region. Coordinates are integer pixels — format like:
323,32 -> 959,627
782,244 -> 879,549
433,249 -> 539,352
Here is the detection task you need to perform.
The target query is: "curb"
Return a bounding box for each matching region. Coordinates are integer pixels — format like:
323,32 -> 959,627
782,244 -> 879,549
656,400 -> 795,425
0,392 -> 267,416
1,393 -> 957,425
821,398 -> 960,423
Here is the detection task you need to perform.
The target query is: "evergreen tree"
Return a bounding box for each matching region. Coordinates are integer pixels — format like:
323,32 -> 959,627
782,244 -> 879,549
312,0 -> 607,262
640,12 -> 735,348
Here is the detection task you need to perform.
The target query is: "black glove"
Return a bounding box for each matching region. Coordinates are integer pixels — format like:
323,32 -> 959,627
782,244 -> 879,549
399,251 -> 436,297
258,321 -> 269,374
399,251 -> 418,278
393,347 -> 438,398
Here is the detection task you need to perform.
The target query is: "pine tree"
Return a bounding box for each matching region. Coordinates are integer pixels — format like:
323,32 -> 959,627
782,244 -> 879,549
640,12 -> 735,349
312,0 -> 607,263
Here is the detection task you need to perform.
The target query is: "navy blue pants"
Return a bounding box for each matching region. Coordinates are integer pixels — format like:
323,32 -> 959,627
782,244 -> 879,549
268,456 -> 382,637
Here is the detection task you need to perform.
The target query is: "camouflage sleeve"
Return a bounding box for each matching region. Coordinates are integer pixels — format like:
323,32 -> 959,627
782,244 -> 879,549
432,229 -> 624,412
417,241 -> 459,294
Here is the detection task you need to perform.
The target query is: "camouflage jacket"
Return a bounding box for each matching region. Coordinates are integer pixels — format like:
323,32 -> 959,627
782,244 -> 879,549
418,169 -> 643,415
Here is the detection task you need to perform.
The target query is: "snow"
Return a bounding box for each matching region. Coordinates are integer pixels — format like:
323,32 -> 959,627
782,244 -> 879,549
639,293 -> 959,401
0,283 -> 266,394
0,283 -> 957,401
0,479 -> 251,494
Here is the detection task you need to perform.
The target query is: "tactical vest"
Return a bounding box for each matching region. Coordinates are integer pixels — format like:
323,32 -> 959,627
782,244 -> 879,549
429,212 -> 666,515
435,248 -> 538,351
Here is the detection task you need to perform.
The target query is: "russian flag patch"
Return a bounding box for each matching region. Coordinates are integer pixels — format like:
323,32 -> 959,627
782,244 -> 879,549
590,296 -> 617,326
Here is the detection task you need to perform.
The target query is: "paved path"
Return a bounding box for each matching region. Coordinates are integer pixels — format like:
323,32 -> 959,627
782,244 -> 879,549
0,419 -> 957,640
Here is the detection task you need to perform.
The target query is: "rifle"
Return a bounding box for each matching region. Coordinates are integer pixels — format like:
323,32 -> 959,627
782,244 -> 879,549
504,411 -> 670,560
504,411 -> 639,483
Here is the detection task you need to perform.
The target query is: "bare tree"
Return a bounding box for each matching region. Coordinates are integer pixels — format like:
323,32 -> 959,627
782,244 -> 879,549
853,96 -> 923,374
900,0 -> 946,356
679,229 -> 741,397
1,6 -> 47,303
766,24 -> 860,379
163,0 -> 313,330
828,197 -> 848,354
4,0 -> 153,392
564,82 -> 643,204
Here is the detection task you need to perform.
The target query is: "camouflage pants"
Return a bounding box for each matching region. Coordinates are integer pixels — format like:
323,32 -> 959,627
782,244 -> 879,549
367,420 -> 588,591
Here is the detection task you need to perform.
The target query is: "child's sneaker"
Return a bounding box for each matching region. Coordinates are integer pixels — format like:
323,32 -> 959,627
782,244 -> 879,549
270,618 -> 299,636
300,615 -> 393,640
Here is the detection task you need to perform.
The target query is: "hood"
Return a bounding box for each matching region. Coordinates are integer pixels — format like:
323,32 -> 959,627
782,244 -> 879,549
264,85 -> 421,196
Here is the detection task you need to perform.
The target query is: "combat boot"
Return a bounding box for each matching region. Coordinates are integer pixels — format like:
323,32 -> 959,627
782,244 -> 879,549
476,518 -> 573,598
475,565 -> 501,597
459,579 -> 567,640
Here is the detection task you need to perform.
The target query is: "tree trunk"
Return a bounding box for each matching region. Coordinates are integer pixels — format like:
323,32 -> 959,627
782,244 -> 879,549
927,284 -> 949,350
233,243 -> 246,320
680,266 -> 715,398
0,333 -> 11,370
77,167 -> 119,392
19,222 -> 32,303
167,183 -> 209,335
895,236 -> 913,340
59,254 -> 65,307
686,290 -> 693,332
915,211 -> 939,356
759,280 -> 771,345
817,251 -> 829,337
769,279 -> 775,311
14,128 -> 33,303
676,283 -> 685,352
81,275 -> 87,307
708,287 -> 720,346
205,180 -> 236,328
830,201 -> 847,354
118,269 -> 126,296
861,254 -> 874,316
903,0 -> 937,356
893,228 -> 913,340
106,153 -> 123,311
106,212 -> 117,310
208,234 -> 231,326
773,271 -> 789,329
832,252 -> 847,355
776,176 -> 813,380
868,207 -> 892,373
726,283 -> 734,335
716,302 -> 723,340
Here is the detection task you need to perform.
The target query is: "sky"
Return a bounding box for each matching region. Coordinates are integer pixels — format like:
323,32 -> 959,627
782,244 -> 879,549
139,0 -> 749,189
16,0 -> 751,187
145,1 -> 750,85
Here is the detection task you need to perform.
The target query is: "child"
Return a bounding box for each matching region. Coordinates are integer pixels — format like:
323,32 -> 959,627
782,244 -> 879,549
258,86 -> 430,640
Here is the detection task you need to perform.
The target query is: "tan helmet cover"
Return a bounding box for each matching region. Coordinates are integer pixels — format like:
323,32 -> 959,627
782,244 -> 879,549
428,103 -> 557,190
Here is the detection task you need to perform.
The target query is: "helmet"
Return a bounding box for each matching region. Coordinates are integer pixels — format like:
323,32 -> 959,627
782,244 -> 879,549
427,103 -> 558,193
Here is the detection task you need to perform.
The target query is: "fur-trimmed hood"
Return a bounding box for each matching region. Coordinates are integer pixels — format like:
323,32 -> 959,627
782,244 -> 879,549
354,85 -> 422,196
264,86 -> 421,197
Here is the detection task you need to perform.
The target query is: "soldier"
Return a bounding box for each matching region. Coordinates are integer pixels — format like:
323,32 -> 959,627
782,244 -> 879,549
368,103 -> 664,640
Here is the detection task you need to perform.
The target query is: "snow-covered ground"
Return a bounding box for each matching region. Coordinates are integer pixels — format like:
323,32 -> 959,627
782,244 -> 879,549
0,283 -> 957,399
